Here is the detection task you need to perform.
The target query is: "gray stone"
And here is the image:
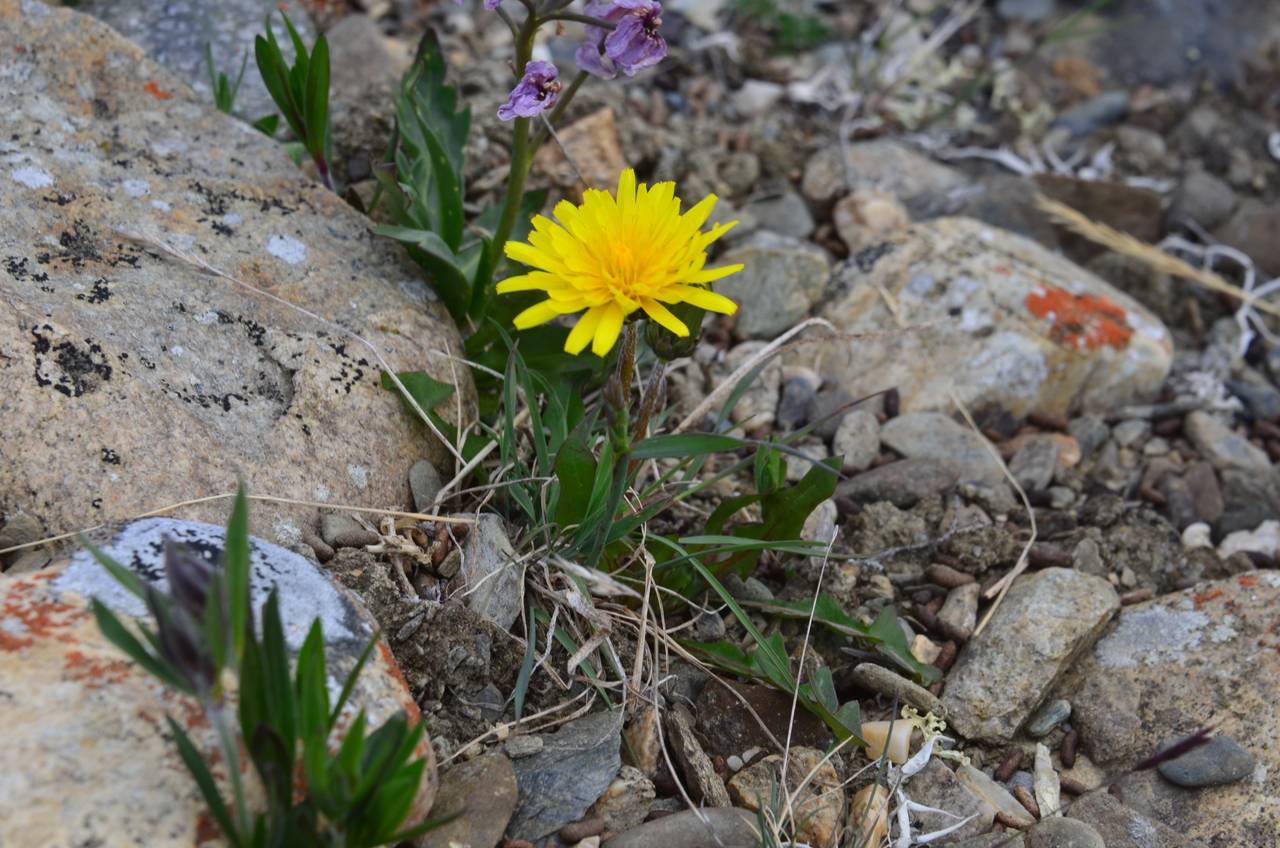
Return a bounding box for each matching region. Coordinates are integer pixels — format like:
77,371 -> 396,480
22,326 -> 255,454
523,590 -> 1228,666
692,609 -> 727,642
776,373 -> 819,431
743,190 -> 814,240
837,458 -> 958,507
808,387 -> 859,440
320,512 -> 380,548
1010,436 -> 1061,491
1218,467 -> 1280,535
460,514 -> 522,630
732,79 -> 785,118
1226,376 -> 1280,421
832,408 -> 882,473
1053,91 -> 1130,138
1067,790 -> 1206,848
788,220 -> 1172,420
0,4 -> 469,545
1157,734 -> 1256,787
721,342 -> 782,428
1215,198 -> 1280,278
724,573 -> 774,603
1184,411 -> 1270,472
508,710 -> 623,843
997,0 -> 1056,22
1069,416 -> 1111,459
588,765 -> 654,833
833,190 -> 911,252
938,582 -> 979,640
942,568 -> 1119,743
1112,419 -> 1151,448
601,808 -> 759,848
1028,817 -> 1105,848
1026,698 -> 1072,738
800,140 -> 968,214
721,232 -> 831,339
1034,741 -> 1061,818
850,662 -> 944,716
881,413 -> 1005,488
907,760 -> 995,841
1168,169 -> 1238,230
79,0 -> 313,120
0,514 -> 42,552
409,460 -> 444,513
423,753 -> 518,848
505,735 -> 545,759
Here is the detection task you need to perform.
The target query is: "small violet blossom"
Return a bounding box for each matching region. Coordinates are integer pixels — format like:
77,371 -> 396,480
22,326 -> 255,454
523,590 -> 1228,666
455,0 -> 502,8
497,60 -> 561,121
575,0 -> 667,80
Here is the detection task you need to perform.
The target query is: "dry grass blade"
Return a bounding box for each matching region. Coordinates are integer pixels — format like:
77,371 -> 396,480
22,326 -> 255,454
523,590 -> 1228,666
1035,195 -> 1280,320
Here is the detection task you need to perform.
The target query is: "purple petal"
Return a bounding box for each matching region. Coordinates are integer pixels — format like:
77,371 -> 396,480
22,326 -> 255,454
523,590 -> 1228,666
575,42 -> 617,79
603,5 -> 667,75
484,0 -> 501,7
497,61 -> 561,121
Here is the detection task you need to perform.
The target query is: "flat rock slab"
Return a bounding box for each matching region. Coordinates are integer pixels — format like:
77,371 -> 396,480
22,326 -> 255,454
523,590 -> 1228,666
507,709 -> 623,845
423,752 -> 518,848
788,217 -> 1172,418
0,1 -> 469,545
943,567 -> 1118,743
1067,790 -> 1206,848
1058,573 -> 1279,846
0,532 -> 435,847
78,0 -> 312,120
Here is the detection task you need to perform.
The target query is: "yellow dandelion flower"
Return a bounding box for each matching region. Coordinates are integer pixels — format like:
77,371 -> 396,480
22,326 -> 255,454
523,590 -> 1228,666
497,168 -> 744,356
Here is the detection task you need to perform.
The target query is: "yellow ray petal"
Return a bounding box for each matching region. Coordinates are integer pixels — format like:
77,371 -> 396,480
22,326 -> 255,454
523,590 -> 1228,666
641,298 -> 690,336
565,306 -> 604,355
669,285 -> 739,314
592,304 -> 626,356
512,300 -> 565,329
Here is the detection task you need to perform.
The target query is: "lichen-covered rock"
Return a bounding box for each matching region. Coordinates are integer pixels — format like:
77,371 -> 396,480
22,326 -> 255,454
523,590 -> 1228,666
0,519 -> 435,847
0,1 -> 470,545
727,747 -> 843,847
788,218 -> 1172,418
942,568 -> 1119,743
1058,573 -> 1280,846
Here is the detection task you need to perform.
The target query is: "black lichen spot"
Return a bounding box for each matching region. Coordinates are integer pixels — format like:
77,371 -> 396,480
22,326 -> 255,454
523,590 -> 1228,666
853,242 -> 894,273
5,256 -> 50,284
91,497 -> 103,510
31,325 -> 114,397
42,191 -> 76,207
75,278 -> 111,305
56,220 -> 102,269
101,448 -> 121,465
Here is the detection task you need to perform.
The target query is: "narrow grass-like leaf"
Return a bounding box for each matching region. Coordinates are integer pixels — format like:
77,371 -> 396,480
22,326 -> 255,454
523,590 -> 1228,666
167,716 -> 244,848
91,601 -> 186,691
224,485 -> 251,662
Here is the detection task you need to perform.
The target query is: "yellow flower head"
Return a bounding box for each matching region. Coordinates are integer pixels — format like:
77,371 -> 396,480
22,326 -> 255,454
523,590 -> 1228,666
498,169 -> 744,356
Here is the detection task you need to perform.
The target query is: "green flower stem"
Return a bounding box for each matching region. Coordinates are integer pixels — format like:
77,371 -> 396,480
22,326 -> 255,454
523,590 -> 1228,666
541,11 -> 615,27
210,701 -> 251,838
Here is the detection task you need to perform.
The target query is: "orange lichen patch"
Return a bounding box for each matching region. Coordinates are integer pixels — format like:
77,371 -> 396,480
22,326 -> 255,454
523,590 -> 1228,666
1025,286 -> 1135,351
1,579 -> 89,651
1238,574 -> 1260,588
377,640 -> 421,722
1194,588 -> 1225,609
63,649 -> 135,689
143,81 -> 173,100
195,812 -> 223,845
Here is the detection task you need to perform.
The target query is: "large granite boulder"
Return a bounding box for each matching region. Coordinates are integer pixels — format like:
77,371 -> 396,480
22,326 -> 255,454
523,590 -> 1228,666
1058,573 -> 1279,846
789,218 -> 1173,419
0,1 -> 470,546
0,517 -> 436,846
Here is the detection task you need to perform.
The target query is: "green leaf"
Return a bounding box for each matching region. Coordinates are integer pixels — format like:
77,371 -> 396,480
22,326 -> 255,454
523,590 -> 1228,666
628,433 -> 746,460
303,34 -> 330,162
167,716 -> 244,848
91,600 -> 186,691
513,601 -> 537,722
553,421 -> 597,529
252,113 -> 280,136
330,632 -> 381,728
81,536 -> 148,600
754,442 -> 786,494
260,591 -> 297,761
224,485 -> 251,663
295,621 -> 330,749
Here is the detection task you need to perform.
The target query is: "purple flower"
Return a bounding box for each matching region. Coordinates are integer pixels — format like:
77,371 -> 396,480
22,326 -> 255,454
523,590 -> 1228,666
576,0 -> 667,79
454,0 -> 502,8
498,60 -> 561,121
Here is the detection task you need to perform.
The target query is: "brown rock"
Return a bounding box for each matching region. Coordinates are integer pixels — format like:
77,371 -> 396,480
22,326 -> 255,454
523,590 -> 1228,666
694,680 -> 832,759
833,190 -> 910,252
0,559 -> 434,847
727,747 -> 843,847
0,2 -> 470,545
534,107 -> 628,198
424,753 -> 519,848
667,705 -> 730,807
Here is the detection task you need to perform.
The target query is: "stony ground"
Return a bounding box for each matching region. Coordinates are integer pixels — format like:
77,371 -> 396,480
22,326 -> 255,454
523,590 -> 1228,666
3,0 -> 1280,846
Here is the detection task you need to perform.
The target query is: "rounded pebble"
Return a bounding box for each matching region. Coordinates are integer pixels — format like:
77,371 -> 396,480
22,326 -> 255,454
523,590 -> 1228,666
1027,698 -> 1072,738
1027,817 -> 1105,848
1157,734 -> 1256,787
